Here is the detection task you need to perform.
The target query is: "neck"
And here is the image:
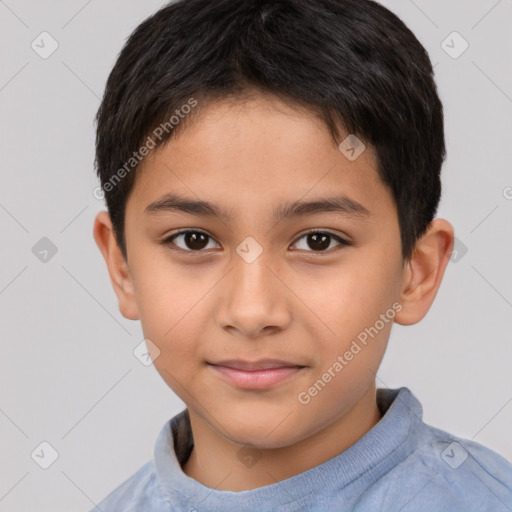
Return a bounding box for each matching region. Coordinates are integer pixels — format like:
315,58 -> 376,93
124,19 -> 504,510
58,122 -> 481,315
183,383 -> 382,491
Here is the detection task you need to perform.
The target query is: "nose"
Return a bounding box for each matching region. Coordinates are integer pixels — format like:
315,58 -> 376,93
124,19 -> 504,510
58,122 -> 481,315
215,249 -> 292,339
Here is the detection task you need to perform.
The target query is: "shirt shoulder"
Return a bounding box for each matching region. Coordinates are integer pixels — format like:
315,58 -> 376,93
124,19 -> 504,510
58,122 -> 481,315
369,422 -> 512,511
91,460 -> 170,512
429,425 -> 512,504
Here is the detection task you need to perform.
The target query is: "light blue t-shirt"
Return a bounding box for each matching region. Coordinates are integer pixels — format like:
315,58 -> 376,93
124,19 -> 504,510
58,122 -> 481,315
92,387 -> 512,511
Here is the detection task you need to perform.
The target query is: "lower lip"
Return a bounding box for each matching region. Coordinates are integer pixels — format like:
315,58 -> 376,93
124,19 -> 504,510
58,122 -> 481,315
209,365 -> 304,389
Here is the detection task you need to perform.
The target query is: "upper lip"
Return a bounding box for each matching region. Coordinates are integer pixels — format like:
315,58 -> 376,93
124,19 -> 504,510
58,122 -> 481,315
208,359 -> 306,371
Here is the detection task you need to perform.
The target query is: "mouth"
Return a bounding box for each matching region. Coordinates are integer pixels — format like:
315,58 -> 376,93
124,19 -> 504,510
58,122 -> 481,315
207,359 -> 307,389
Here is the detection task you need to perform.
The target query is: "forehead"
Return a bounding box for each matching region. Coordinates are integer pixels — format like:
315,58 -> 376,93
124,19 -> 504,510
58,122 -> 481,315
127,94 -> 395,224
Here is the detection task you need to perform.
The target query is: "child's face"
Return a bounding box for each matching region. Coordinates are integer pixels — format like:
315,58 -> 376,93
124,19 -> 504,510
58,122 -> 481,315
122,93 -> 407,448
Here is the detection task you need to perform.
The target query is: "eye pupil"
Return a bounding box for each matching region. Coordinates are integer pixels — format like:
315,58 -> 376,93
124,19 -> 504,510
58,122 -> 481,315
185,232 -> 209,250
308,233 -> 330,251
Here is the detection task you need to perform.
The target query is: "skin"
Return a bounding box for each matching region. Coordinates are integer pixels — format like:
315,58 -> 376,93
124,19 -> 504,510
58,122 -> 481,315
93,92 -> 454,492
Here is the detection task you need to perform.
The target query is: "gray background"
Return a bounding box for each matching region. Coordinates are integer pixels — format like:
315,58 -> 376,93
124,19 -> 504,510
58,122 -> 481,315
1,0 -> 511,510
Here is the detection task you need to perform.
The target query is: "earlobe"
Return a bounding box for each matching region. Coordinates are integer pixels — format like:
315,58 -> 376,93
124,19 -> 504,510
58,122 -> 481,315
93,211 -> 140,320
394,218 -> 454,326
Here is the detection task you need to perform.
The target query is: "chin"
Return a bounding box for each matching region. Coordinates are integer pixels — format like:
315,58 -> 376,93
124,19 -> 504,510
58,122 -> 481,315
228,431 -> 295,451
218,414 -> 307,450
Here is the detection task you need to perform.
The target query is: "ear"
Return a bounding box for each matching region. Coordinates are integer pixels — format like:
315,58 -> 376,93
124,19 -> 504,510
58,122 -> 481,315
394,218 -> 454,326
93,211 -> 140,320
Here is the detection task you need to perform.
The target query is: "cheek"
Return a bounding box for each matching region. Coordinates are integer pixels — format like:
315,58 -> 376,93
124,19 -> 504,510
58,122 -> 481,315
129,253 -> 210,379
298,255 -> 401,387
149,317 -> 207,402
130,248 -> 207,333
301,260 -> 399,337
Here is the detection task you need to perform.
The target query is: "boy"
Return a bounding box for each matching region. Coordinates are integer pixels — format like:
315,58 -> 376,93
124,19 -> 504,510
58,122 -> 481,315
91,0 -> 512,510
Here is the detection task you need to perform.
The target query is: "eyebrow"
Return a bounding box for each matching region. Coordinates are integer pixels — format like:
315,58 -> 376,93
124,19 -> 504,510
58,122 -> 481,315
144,192 -> 370,223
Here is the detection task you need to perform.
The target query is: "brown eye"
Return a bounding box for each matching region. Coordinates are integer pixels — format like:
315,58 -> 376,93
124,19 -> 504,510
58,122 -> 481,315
164,231 -> 220,252
293,231 -> 350,252
307,233 -> 330,251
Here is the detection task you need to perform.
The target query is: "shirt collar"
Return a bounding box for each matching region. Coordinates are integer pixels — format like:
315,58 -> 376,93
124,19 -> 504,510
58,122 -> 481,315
154,386 -> 422,511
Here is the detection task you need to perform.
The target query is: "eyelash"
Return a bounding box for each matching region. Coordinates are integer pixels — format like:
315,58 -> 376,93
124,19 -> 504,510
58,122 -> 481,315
160,229 -> 351,256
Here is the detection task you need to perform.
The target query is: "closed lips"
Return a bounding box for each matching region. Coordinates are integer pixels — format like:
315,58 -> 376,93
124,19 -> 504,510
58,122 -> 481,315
207,360 -> 306,371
